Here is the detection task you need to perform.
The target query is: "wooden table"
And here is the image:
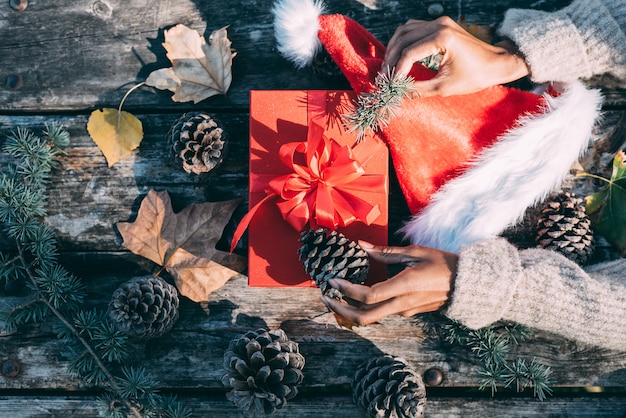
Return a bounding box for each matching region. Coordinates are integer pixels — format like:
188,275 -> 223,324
1,0 -> 626,416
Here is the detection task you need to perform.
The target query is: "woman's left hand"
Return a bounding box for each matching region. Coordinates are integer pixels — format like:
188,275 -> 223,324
320,241 -> 457,325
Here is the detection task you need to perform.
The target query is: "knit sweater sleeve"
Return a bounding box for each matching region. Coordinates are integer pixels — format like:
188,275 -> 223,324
445,238 -> 626,351
497,0 -> 626,84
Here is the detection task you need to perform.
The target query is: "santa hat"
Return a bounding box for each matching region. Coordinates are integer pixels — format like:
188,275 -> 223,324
272,0 -> 602,252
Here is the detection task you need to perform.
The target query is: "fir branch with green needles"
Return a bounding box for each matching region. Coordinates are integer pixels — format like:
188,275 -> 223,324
0,124 -> 191,418
343,68 -> 417,142
428,315 -> 552,400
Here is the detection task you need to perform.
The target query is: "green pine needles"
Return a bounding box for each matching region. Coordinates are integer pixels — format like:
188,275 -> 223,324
344,68 -> 417,142
435,317 -> 553,401
0,124 -> 190,418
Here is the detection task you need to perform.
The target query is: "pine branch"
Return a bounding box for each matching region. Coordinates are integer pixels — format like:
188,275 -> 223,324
468,329 -> 510,366
16,244 -> 121,389
0,297 -> 47,334
343,68 -> 417,141
0,124 -> 173,418
93,319 -> 131,363
477,361 -> 504,397
525,358 -> 553,401
432,316 -> 553,399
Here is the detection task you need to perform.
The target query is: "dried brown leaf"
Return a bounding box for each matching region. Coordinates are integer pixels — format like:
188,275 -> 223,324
116,189 -> 246,302
166,249 -> 240,303
146,24 -> 236,103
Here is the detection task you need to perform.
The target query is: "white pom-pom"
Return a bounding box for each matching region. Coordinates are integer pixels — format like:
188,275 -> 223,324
272,0 -> 325,68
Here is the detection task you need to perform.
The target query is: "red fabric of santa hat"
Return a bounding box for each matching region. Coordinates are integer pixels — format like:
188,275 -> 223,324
273,0 -> 601,252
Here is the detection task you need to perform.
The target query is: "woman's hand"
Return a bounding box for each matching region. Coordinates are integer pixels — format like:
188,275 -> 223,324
320,241 -> 457,326
383,16 -> 530,97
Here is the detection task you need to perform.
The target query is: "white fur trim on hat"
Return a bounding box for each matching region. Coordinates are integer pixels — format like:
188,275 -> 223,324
272,0 -> 325,68
401,81 -> 602,253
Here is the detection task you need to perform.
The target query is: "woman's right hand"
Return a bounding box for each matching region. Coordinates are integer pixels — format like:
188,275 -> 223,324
383,16 -> 530,97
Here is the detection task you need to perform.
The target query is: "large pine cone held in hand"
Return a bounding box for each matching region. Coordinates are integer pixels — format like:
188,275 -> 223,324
108,275 -> 179,339
298,227 -> 369,298
222,329 -> 305,418
167,111 -> 227,175
353,355 -> 427,418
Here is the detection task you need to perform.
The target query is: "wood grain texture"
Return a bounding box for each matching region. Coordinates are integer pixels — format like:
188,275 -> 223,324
0,109 -> 622,254
1,273 -> 626,392
0,394 -> 625,417
1,0 -> 625,415
0,0 -> 574,111
0,113 -> 413,253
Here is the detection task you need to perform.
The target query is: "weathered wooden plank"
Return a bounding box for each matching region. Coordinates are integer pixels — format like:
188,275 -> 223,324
1,394 -> 625,417
0,113 -> 412,253
0,0 -> 576,111
0,113 -> 249,252
1,109 -> 623,254
1,273 -> 626,391
1,0 -> 625,413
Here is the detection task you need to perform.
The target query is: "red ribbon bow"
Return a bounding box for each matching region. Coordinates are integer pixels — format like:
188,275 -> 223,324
231,121 -> 385,252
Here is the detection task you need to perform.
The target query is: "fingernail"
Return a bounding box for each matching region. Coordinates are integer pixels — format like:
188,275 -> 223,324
358,240 -> 374,250
327,278 -> 337,287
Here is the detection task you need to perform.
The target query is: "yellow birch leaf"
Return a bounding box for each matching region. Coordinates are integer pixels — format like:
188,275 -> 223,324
145,24 -> 236,104
87,108 -> 143,167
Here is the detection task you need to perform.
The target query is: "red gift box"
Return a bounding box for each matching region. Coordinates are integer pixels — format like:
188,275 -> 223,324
244,90 -> 388,287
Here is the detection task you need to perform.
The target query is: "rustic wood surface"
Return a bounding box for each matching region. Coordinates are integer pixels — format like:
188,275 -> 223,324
1,0 -> 626,416
2,395 -> 626,418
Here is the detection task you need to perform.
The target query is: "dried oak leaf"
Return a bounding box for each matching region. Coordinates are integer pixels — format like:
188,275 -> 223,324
585,150 -> 626,256
87,108 -> 143,167
116,189 -> 246,302
146,24 -> 236,104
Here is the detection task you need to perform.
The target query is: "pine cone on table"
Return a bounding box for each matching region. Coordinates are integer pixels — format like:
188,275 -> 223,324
108,275 -> 179,339
535,190 -> 594,265
297,227 -> 369,298
352,355 -> 427,418
167,111 -> 227,175
222,328 -> 305,418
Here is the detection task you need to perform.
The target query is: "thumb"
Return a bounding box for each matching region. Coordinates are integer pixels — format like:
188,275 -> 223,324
410,77 -> 446,98
358,241 -> 428,265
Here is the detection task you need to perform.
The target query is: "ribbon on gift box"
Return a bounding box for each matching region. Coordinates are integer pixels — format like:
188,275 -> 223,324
230,101 -> 386,253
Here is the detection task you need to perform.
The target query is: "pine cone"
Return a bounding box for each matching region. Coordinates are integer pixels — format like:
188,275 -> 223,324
536,191 -> 594,265
297,227 -> 369,298
108,275 -> 179,339
167,112 -> 227,175
222,328 -> 305,418
352,355 -> 427,418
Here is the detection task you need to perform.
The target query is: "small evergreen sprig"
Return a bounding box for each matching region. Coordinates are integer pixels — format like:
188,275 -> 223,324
343,68 -> 417,142
0,125 -> 190,418
433,317 -> 552,400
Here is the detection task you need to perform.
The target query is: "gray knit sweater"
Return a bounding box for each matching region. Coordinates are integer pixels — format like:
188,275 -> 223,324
498,0 -> 626,84
446,239 -> 626,351
445,0 -> 626,351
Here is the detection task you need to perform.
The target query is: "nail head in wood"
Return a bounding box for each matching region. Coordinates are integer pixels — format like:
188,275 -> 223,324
423,367 -> 443,386
1,360 -> 20,378
5,74 -> 23,90
427,2 -> 444,18
9,0 -> 28,12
